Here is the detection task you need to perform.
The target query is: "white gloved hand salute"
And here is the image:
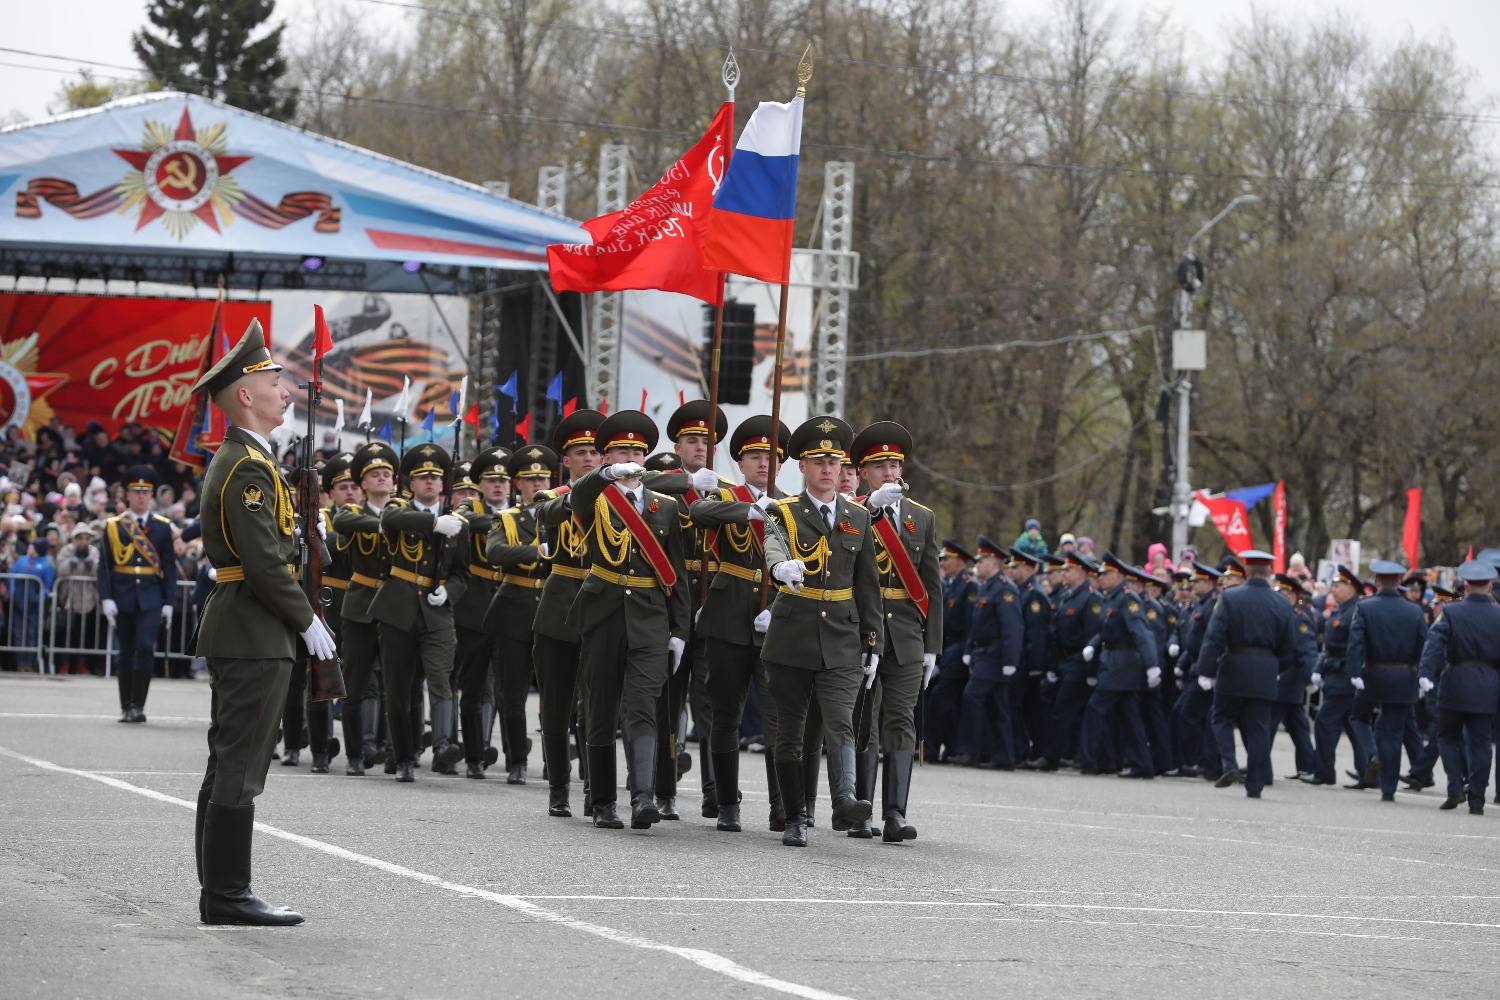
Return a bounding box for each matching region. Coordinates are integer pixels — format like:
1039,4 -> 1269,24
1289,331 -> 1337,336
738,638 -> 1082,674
867,482 -> 903,509
301,617 -> 337,661
606,462 -> 645,481
433,513 -> 465,538
690,467 -> 719,492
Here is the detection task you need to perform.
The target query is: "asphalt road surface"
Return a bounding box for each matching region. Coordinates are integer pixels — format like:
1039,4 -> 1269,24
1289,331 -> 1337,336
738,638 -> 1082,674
5,673 -> 1500,1000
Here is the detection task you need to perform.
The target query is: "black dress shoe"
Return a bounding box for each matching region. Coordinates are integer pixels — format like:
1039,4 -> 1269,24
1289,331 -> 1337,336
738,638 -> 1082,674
309,754 -> 329,775
716,803 -> 742,832
593,803 -> 624,829
1246,790 -> 1261,799
1214,769 -> 1241,788
395,762 -> 414,782
979,761 -> 1015,771
1380,792 -> 1395,802
465,762 -> 487,779
656,796 -> 680,820
1022,757 -> 1058,772
1159,767 -> 1183,778
1118,769 -> 1154,779
1440,795 -> 1463,810
1300,775 -> 1334,786
1344,779 -> 1376,790
947,753 -> 973,767
280,749 -> 300,767
345,758 -> 365,776
1471,806 -> 1485,815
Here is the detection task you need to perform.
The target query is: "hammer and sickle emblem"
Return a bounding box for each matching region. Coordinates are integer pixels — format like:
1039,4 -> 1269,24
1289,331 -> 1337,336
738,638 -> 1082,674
162,155 -> 199,193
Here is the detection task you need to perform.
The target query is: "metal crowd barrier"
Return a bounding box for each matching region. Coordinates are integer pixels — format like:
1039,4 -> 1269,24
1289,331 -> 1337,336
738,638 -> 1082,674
0,572 -> 48,671
20,575 -> 200,677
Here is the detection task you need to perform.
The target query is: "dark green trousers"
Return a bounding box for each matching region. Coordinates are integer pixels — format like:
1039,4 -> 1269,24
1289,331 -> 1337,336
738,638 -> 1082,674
764,661 -> 860,762
579,606 -> 667,745
202,657 -> 293,805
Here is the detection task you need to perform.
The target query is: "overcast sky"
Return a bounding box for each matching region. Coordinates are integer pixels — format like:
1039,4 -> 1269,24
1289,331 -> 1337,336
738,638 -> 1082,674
2,0 -> 1497,128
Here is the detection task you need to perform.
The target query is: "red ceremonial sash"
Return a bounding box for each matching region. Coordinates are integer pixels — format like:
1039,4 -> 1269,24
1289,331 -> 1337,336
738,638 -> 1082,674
602,487 -> 679,589
872,512 -> 929,619
729,484 -> 765,553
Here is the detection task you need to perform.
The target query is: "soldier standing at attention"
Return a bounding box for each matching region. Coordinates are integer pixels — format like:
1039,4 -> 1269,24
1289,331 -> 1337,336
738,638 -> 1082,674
1306,565 -> 1365,786
762,416 -> 883,848
190,319 -> 336,925
926,539 -> 977,764
1419,560 -> 1500,814
1347,560 -> 1430,801
98,465 -> 178,723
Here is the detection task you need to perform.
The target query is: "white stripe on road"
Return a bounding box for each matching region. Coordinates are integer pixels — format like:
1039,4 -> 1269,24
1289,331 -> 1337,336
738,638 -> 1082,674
0,712 -> 211,723
0,745 -> 853,1000
1011,902 -> 1500,930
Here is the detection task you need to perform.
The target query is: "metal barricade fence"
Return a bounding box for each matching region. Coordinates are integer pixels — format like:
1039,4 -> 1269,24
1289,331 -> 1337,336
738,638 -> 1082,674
42,575 -> 198,676
0,572 -> 48,671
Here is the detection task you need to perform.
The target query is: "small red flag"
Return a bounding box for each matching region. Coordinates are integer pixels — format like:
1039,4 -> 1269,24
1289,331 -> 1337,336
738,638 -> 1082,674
599,396 -> 609,415
1467,546 -> 1475,563
312,304 -> 333,360
640,388 -> 648,412
1402,487 -> 1422,569
463,403 -> 479,426
514,413 -> 532,441
562,397 -> 577,417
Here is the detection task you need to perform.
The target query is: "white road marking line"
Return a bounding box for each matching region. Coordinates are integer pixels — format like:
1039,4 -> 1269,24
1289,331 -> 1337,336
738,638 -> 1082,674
0,745 -> 852,1000
0,712 -> 211,723
909,915 -> 1435,942
1012,902 -> 1500,930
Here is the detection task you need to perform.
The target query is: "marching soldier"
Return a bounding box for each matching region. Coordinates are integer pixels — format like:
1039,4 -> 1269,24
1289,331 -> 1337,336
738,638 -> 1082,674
1307,565 -> 1366,786
1347,559 -> 1430,801
761,416 -> 883,848
1193,549 -> 1298,798
953,536 -> 1024,770
568,410 -> 690,829
1272,573 -> 1319,781
451,451 -> 506,779
98,465 -> 178,723
485,445 -> 560,783
1135,567 -> 1176,775
1170,561 -> 1223,778
331,442 -> 398,775
1076,553 -> 1157,779
1419,560 -> 1500,814
1023,551 -> 1101,770
533,410 -> 604,818
687,415 -> 790,832
926,539 -> 977,763
370,445 -> 471,782
190,319 -> 334,925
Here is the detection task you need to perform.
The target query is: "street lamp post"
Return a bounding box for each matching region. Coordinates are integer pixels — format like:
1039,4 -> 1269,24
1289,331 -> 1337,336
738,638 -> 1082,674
1170,194 -> 1260,562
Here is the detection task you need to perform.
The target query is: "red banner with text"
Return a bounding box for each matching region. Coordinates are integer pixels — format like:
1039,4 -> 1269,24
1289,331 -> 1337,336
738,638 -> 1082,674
0,293 -> 271,438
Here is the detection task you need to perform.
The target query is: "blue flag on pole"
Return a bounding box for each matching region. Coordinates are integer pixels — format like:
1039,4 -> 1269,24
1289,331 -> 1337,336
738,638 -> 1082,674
378,418 -> 392,443
490,396 -> 501,434
421,408 -> 436,434
545,371 -> 564,406
498,370 -> 519,409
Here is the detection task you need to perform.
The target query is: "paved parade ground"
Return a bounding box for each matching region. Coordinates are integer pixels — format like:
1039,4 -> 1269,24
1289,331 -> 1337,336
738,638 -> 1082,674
5,672 -> 1500,1000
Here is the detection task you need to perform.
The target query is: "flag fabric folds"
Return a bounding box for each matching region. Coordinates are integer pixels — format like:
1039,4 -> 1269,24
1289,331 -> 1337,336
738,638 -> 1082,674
312,304 -> 334,360
704,96 -> 804,285
548,103 -> 734,305
1403,487 -> 1422,568
545,371 -> 564,406
497,370 -> 519,406
515,413 -> 533,441
357,388 -> 373,429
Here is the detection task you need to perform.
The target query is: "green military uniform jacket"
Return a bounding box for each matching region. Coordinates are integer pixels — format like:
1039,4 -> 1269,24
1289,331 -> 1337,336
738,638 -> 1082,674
454,496 -> 501,630
533,486 -> 589,641
367,498 -> 471,634
687,485 -> 786,647
319,507 -> 348,634
332,500 -> 391,624
485,502 -> 550,635
872,498 -> 943,663
195,426 -> 314,660
567,468 -> 690,646
761,492 -> 883,670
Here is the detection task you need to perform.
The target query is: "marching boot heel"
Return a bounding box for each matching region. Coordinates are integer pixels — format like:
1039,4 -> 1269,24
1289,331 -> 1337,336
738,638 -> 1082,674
776,758 -> 808,847
827,745 -> 872,832
543,735 -> 572,817
713,751 -> 742,832
881,750 -> 918,843
628,735 -> 661,828
847,749 -> 878,839
587,744 -> 624,829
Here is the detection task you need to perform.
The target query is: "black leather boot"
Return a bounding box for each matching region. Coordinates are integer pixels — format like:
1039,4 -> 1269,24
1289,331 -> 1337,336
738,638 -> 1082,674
195,787 -> 211,922
308,701 -> 334,774
341,698 -> 365,774
390,707 -> 416,783
361,699 -> 387,766
881,750 -> 918,843
765,753 -> 785,831
713,751 -> 741,832
776,758 -> 808,847
481,702 -> 499,767
655,728 -> 679,820
130,669 -> 151,722
827,744 -> 873,832
462,709 -> 487,779
847,749 -> 878,839
803,751 -> 821,827
628,735 -> 661,828
117,671 -> 131,722
588,744 -> 623,828
543,734 -> 572,817
281,689 -> 306,766
431,699 -> 463,773
200,802 -> 304,925
505,713 -> 529,785
698,720 -> 718,817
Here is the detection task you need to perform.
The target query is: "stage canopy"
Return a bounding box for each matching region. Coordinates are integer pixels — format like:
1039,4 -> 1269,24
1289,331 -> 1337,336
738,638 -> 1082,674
0,92 -> 586,293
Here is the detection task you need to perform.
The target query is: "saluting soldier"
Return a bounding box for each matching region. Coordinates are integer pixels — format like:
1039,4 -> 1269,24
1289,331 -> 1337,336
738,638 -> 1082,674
687,415 -> 790,832
926,539 -> 977,764
568,410 -> 690,830
952,536 -> 1024,771
451,450 -> 505,779
331,442 -> 398,775
484,445 -> 559,783
1347,559 -> 1430,801
98,464 -> 178,723
761,416 -> 883,848
370,445 -> 471,782
532,410 -> 604,818
1419,560 -> 1500,814
190,319 -> 336,925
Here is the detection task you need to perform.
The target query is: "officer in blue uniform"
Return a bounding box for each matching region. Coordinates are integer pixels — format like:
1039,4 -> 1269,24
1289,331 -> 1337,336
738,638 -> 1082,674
1076,553 -> 1157,778
1348,559 -> 1430,801
1023,551 -> 1101,770
1137,568 -> 1176,775
1171,561 -> 1222,778
1306,565 -> 1367,785
1272,574 -> 1319,780
97,465 -> 179,723
1194,549 -> 1297,798
927,538 -> 977,762
952,536 -> 1023,767
1419,561 -> 1500,814
1008,547 -> 1053,763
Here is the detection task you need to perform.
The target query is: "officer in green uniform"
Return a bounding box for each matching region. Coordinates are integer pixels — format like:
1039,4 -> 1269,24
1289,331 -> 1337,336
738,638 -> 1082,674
762,416 -> 884,848
190,319 -> 335,925
848,421 -> 941,842
485,444 -> 558,783
369,444 -> 471,782
568,410 -> 691,830
332,441 -> 398,775
452,452 -> 505,778
533,410 -> 604,818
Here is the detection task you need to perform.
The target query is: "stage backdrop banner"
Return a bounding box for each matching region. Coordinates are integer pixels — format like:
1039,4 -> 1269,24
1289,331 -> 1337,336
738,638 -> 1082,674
0,292 -> 270,437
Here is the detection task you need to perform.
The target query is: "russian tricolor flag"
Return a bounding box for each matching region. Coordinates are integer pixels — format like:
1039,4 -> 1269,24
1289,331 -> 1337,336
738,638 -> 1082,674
704,96 -> 804,285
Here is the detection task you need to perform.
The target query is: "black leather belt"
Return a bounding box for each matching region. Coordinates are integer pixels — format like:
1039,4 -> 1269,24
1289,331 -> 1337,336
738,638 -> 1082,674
1101,640 -> 1134,651
1367,661 -> 1413,670
1230,646 -> 1272,656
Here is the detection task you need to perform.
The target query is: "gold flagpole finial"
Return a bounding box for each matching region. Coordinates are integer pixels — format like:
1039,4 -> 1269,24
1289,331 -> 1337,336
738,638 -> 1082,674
796,44 -> 814,98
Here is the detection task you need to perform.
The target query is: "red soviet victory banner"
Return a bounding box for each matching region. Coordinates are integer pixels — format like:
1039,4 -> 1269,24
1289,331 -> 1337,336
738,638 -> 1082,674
0,292 -> 271,440
1195,490 -> 1254,556
547,102 -> 734,306
1403,486 -> 1422,568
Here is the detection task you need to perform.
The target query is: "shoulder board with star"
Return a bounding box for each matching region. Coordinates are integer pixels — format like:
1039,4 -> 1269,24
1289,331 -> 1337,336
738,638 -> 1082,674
386,497 -> 410,509
151,513 -> 172,525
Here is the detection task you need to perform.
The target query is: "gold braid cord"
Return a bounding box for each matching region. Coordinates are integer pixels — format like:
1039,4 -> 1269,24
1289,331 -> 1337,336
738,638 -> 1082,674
500,510 -> 538,571
592,493 -> 632,568
776,500 -> 828,575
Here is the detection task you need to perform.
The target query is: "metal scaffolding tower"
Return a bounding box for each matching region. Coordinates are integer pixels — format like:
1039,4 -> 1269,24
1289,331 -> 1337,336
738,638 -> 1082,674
809,161 -> 858,417
588,144 -> 629,409
536,166 -> 567,217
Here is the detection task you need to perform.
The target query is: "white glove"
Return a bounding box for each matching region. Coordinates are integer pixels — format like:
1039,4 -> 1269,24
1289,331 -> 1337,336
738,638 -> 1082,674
747,505 -> 766,523
161,604 -> 173,626
755,494 -> 776,511
1418,676 -> 1434,695
867,482 -> 903,508
1146,666 -> 1161,689
962,653 -> 972,666
668,636 -> 686,674
862,652 -> 880,689
1176,679 -> 1184,690
537,542 -> 550,558
316,517 -> 327,541
1305,682 -> 1319,694
1351,676 -> 1365,692
426,584 -> 448,607
1082,645 -> 1095,662
101,598 -> 118,625
1168,642 -> 1180,658
922,652 -> 938,689
1310,672 -> 1322,688
1198,675 -> 1215,691
690,467 -> 719,492
607,462 -> 645,481
207,566 -> 217,582
300,617 -> 337,661
1086,676 -> 1098,687
1173,665 -> 1183,677
1045,671 -> 1057,683
753,608 -> 771,634
1001,665 -> 1017,677
771,560 -> 805,590
433,513 -> 465,538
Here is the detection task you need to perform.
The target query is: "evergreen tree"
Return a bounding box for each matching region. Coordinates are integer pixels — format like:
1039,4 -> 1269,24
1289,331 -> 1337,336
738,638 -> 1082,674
133,0 -> 295,121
